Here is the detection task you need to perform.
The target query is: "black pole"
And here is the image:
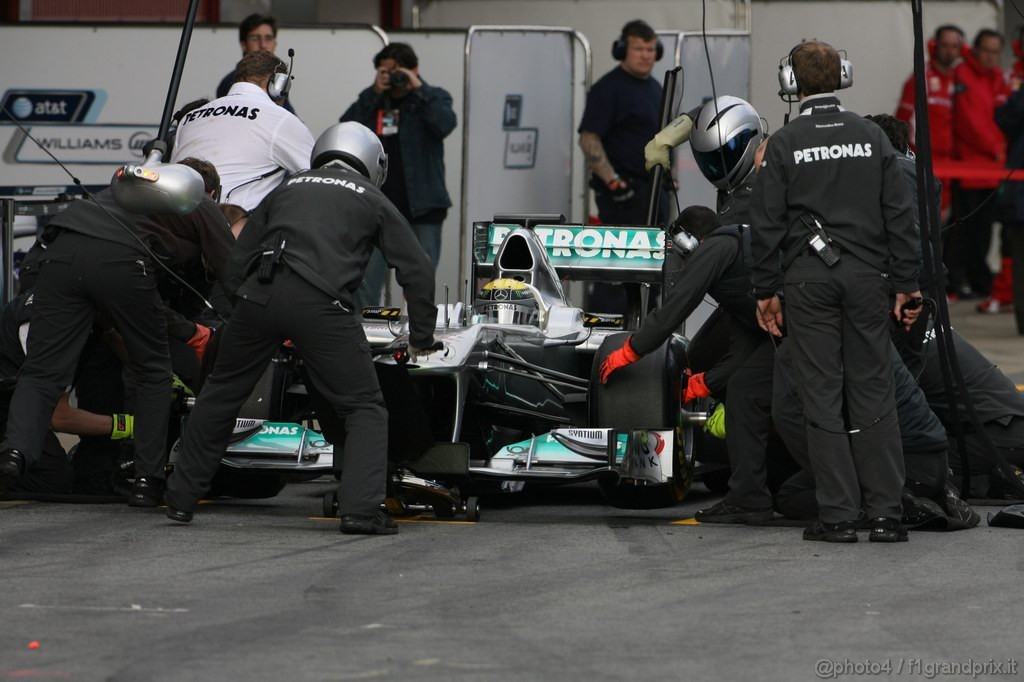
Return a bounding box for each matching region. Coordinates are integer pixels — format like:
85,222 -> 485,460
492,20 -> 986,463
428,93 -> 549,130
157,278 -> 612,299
157,0 -> 203,144
647,67 -> 682,227
910,0 -> 1024,499
909,0 -> 969,492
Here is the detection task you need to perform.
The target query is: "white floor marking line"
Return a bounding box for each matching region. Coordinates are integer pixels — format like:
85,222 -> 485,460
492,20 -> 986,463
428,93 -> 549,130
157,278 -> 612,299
19,603 -> 189,613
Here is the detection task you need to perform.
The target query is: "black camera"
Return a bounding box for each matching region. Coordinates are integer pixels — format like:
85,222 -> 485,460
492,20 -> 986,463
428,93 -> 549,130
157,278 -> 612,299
389,70 -> 409,89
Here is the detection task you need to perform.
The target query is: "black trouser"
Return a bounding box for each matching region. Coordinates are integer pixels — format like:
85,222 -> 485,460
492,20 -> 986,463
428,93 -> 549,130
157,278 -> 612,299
1,231 -> 171,480
782,254 -> 905,523
948,416 -> 1024,495
69,337 -> 127,494
589,179 -> 672,314
1005,221 -> 1024,334
720,327 -> 775,509
165,268 -> 388,516
947,187 -> 995,296
0,390 -> 73,495
774,446 -> 946,521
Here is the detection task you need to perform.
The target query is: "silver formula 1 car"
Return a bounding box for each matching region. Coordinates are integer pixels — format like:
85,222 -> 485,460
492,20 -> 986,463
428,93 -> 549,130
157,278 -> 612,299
171,215 -> 708,513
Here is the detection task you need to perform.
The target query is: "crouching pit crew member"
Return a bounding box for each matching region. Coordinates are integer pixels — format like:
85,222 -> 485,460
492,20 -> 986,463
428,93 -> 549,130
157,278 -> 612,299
599,205 -> 776,523
749,41 -> 922,543
164,122 -> 440,535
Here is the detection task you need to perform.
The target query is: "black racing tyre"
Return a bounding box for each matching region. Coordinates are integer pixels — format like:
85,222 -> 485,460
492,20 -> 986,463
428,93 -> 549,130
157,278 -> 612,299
465,496 -> 480,522
590,332 -> 693,509
207,469 -> 287,499
323,491 -> 339,518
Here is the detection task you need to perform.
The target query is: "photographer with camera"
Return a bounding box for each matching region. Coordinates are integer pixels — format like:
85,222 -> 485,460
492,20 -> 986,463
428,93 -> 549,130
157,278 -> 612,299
340,43 -> 456,307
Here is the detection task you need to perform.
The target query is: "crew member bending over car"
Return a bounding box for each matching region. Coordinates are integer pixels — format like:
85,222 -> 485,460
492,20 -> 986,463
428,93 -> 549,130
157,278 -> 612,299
599,205 -> 776,524
0,160 -> 233,506
164,122 -> 439,535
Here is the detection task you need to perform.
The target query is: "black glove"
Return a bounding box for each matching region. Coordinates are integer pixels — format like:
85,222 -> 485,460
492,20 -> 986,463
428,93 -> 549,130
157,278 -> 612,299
409,341 -> 444,363
607,177 -> 635,203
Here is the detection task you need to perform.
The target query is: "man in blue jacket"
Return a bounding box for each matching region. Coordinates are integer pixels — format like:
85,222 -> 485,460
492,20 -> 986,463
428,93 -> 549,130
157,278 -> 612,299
340,43 -> 456,307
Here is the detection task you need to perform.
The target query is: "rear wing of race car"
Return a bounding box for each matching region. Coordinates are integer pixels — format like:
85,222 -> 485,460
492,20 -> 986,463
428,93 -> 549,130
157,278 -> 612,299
472,215 -> 667,285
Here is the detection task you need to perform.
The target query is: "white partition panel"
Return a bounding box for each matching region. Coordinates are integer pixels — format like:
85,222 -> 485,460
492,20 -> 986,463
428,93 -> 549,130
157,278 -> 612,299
673,30 -> 751,216
380,30 -> 467,303
460,27 -> 584,288
0,23 -> 386,196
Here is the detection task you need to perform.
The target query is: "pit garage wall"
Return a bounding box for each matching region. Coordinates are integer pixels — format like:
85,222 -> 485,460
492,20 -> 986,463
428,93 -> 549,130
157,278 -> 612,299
0,22 -> 387,191
416,0 -> 1000,143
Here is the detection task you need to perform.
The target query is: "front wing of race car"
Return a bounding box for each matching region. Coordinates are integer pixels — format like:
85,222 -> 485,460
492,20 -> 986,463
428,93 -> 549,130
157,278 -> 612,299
169,417 -> 336,474
471,427 -> 683,488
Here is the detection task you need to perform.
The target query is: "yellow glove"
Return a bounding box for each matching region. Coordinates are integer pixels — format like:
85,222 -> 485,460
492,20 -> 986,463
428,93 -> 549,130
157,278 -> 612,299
111,414 -> 134,441
704,402 -> 726,440
644,113 -> 694,172
171,374 -> 195,398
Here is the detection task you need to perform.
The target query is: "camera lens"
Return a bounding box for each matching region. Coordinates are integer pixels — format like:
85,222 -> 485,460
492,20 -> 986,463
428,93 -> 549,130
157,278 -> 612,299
390,70 -> 409,88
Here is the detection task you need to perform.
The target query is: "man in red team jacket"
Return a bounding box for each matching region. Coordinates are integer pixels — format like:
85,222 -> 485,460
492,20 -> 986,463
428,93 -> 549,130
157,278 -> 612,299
949,29 -> 1010,300
895,24 -> 962,217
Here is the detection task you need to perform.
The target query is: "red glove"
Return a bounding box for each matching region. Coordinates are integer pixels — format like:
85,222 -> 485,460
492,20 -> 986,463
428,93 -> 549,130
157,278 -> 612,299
187,323 -> 213,362
683,372 -> 710,403
599,337 -> 641,384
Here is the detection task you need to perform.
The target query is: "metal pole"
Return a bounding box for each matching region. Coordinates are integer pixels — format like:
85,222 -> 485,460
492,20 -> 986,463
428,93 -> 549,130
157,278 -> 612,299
2,199 -> 13,304
156,0 -> 203,144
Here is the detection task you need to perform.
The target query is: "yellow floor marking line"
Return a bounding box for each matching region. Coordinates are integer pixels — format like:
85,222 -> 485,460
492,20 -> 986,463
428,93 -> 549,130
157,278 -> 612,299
670,518 -> 700,525
308,516 -> 477,525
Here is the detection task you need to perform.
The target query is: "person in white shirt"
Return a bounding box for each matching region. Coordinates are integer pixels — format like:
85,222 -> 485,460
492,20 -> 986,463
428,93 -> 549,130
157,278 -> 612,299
171,51 -> 314,211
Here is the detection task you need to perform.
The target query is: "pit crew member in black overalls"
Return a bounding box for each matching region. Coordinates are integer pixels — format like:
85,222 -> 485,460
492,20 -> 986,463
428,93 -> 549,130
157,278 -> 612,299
0,161 -> 233,505
618,98 -> 776,523
749,41 -> 922,543
599,203 -> 777,523
164,122 -> 439,535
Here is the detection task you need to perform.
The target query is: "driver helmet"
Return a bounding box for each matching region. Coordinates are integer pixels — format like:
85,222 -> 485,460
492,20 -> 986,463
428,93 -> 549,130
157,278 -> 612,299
475,278 -> 539,325
690,96 -> 765,190
310,122 -> 388,187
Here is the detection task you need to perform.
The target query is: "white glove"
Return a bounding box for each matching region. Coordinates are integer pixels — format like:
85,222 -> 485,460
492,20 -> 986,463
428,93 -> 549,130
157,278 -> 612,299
408,341 -> 442,363
644,113 -> 694,172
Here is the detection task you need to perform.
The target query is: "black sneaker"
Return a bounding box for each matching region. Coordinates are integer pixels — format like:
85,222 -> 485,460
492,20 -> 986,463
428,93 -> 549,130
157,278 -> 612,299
941,481 -> 981,528
988,465 -> 1024,500
0,449 -> 25,495
868,517 -> 908,543
129,477 -> 165,508
694,500 -> 774,524
803,520 -> 858,543
340,511 -> 399,535
165,505 -> 194,524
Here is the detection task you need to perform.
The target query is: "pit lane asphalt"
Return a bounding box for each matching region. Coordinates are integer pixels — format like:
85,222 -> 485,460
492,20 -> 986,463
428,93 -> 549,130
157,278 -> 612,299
2,480 -> 1022,682
4,300 -> 1023,681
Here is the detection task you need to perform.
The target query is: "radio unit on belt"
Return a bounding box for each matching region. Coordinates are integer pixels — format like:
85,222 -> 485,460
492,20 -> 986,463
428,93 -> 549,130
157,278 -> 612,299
257,237 -> 287,283
799,214 -> 840,267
